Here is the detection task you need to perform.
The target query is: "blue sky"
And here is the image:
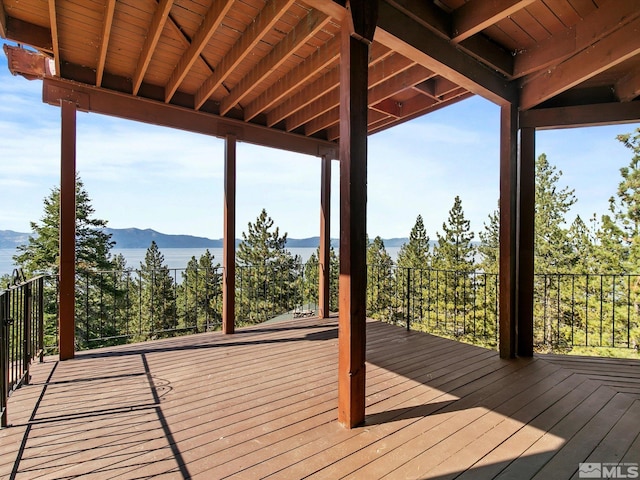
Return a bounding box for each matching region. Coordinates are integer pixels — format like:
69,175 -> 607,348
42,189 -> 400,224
1,52 -> 639,241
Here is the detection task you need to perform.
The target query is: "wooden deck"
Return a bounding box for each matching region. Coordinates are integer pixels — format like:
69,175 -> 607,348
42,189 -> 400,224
1,317 -> 639,479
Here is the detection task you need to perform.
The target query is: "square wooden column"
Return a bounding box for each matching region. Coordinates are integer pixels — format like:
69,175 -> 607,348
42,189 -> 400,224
223,134 -> 236,334
518,127 -> 536,356
59,100 -> 77,361
499,103 -> 518,359
319,155 -> 331,319
338,0 -> 377,429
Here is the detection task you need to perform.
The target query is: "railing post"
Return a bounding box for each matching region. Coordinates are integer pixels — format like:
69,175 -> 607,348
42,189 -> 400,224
38,277 -> 44,363
1,291 -> 8,428
406,268 -> 411,331
23,281 -> 32,386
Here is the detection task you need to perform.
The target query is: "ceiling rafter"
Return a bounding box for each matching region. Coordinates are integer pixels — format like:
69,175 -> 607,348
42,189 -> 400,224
132,0 -> 174,95
451,0 -> 535,44
376,1 -> 516,106
304,64 -> 434,135
513,0 -> 640,78
615,66 -> 640,102
96,0 -> 116,86
47,0 -> 60,75
520,16 -> 640,110
164,0 -> 233,103
267,42 -> 392,127
194,0 -> 297,111
244,34 -> 340,122
287,51 -> 413,132
218,8 -> 330,116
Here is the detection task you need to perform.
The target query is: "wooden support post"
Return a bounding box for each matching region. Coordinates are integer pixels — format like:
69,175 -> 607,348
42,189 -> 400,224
319,155 -> 331,319
338,0 -> 377,429
518,127 -> 535,357
498,103 -> 518,359
59,100 -> 76,361
223,134 -> 236,334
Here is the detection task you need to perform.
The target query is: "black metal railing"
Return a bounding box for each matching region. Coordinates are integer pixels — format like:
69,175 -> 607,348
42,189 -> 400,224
75,263 -> 320,347
367,266 -> 499,347
1,271 -> 46,427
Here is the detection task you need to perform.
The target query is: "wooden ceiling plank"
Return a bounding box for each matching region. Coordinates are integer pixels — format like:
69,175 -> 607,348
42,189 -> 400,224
47,0 -> 60,75
520,16 -> 640,110
244,34 -> 339,121
615,66 -> 640,102
301,0 -> 345,21
219,8 -> 330,116
164,0 -> 234,103
43,76 -> 338,158
96,0 -> 116,86
132,0 -> 174,95
194,0 -> 297,110
451,0 -> 536,44
514,0 -> 640,78
376,1 -> 516,106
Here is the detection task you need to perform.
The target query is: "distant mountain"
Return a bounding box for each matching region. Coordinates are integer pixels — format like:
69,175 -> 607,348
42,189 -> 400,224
0,228 -> 409,250
0,230 -> 31,248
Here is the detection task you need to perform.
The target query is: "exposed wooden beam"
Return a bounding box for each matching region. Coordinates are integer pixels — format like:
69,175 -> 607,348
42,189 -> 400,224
288,53 -> 415,132
319,154 -> 331,319
43,77 -> 338,159
0,0 -> 6,38
47,0 -> 61,75
195,0 -> 297,110
4,17 -> 53,53
164,0 -> 233,103
376,1 -> 516,106
520,16 -> 640,110
451,0 -> 535,44
267,42 -> 390,127
59,100 -> 77,361
96,0 -> 116,86
518,126 -> 535,358
385,0 -> 514,77
616,66 -> 640,102
244,35 -> 340,122
219,8 -> 330,116
303,0 -> 345,21
498,102 -> 517,359
3,44 -> 54,79
519,102 -> 640,129
514,0 -> 640,78
223,134 -> 236,335
305,64 -> 433,135
132,0 -> 174,95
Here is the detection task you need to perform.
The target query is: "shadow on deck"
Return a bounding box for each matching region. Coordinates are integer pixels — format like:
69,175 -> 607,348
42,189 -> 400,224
1,317 -> 638,479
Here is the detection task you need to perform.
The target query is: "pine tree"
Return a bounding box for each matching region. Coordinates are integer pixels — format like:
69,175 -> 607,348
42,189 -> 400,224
236,209 -> 301,322
433,196 -> 475,272
478,204 -> 499,273
396,215 -> 430,270
138,241 -> 176,337
367,236 -> 395,320
616,128 -> 640,269
14,175 -> 114,275
302,246 -> 339,313
179,250 -> 222,331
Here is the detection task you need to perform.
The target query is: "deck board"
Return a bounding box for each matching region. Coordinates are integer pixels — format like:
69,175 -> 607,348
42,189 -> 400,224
1,317 -> 639,479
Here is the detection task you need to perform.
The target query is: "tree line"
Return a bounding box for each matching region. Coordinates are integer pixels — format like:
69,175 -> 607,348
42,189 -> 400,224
5,128 -> 640,353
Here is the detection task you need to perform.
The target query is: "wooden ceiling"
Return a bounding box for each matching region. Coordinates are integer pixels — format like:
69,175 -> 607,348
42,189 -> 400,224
2,0 -> 640,155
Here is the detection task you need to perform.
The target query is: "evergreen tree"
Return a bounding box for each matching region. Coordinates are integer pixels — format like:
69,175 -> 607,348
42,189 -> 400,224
433,196 -> 475,272
366,236 -> 395,320
14,175 -> 114,275
534,153 -> 576,273
138,241 -> 176,336
615,128 -> 640,269
302,247 -> 339,312
396,215 -> 430,270
179,250 -> 222,331
478,204 -> 499,273
236,209 -> 300,322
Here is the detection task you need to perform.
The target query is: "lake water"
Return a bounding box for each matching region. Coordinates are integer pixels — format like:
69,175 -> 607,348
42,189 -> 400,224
0,246 -> 401,277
